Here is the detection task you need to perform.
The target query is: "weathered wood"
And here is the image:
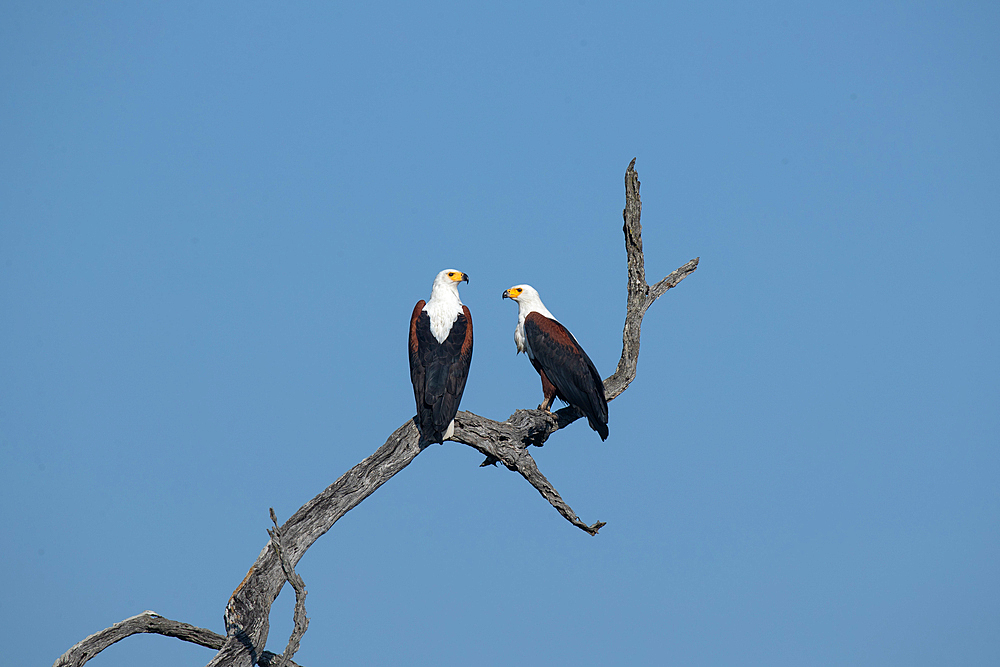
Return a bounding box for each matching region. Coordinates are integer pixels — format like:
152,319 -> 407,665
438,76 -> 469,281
210,420 -> 425,667
606,159 -> 700,400
267,509 -> 309,667
51,611 -> 301,667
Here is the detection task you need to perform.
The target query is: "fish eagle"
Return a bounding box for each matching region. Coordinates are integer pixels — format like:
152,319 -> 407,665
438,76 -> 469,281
502,284 -> 609,440
409,269 -> 473,444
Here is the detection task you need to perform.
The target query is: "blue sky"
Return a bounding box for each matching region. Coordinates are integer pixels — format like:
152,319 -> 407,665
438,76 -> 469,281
2,2 -> 998,665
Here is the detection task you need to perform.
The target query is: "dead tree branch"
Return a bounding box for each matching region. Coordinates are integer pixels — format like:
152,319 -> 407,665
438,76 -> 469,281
267,509 -> 309,667
53,159 -> 698,667
51,611 -> 301,667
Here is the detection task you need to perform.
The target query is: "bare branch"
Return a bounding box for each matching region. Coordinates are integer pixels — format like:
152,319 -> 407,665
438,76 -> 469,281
648,258 -> 700,303
51,611 -> 301,667
450,410 -> 604,534
209,420 -> 424,667
268,509 -> 309,667
510,442 -> 607,535
605,158 -> 699,401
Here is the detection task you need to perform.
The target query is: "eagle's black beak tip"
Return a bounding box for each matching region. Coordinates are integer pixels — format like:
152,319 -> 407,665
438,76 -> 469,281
462,273 -> 469,284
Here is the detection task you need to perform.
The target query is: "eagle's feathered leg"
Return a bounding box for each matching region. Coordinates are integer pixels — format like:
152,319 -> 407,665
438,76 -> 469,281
538,368 -> 558,412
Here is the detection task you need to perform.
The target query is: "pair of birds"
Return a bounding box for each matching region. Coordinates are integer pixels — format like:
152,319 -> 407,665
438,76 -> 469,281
408,268 -> 609,446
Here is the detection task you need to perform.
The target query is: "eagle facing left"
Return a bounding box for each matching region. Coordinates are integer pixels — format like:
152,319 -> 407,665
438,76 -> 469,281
409,269 -> 473,444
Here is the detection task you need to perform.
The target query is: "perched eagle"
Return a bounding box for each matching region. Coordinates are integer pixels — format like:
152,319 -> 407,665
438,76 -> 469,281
502,284 -> 609,440
409,269 -> 473,444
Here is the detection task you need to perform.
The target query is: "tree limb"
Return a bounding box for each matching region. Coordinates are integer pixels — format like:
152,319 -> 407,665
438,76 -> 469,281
53,159 -> 697,667
267,509 -> 309,667
51,611 -> 301,667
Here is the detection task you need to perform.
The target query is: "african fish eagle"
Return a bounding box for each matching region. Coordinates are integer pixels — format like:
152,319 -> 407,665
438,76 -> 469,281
502,284 -> 609,440
409,269 -> 473,444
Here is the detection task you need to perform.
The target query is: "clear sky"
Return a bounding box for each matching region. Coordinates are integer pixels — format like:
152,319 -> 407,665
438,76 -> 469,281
2,2 -> 998,665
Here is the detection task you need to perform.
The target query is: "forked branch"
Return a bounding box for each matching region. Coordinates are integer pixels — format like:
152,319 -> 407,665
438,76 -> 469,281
51,611 -> 301,667
267,509 -> 309,667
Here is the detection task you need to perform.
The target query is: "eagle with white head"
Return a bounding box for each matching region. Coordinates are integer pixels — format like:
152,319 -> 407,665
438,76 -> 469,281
409,269 -> 473,444
502,284 -> 608,441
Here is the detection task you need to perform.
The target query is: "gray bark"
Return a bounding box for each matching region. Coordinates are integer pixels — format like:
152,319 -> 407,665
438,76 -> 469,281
52,159 -> 698,667
52,611 -> 300,667
267,509 -> 309,667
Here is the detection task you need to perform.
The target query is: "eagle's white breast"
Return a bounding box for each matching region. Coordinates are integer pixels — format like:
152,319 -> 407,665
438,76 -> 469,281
512,287 -> 556,358
423,273 -> 464,344
514,316 -> 531,357
424,298 -> 461,344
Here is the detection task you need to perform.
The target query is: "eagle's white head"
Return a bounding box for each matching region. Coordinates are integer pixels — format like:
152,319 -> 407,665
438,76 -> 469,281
424,269 -> 469,343
430,269 -> 469,305
430,269 -> 469,302
502,284 -> 553,317
502,284 -> 556,354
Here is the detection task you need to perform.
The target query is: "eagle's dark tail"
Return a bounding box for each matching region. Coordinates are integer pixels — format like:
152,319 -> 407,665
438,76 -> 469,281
586,413 -> 609,441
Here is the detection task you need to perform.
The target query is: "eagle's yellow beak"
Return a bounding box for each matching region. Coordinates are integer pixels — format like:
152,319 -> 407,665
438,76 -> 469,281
448,271 -> 469,283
